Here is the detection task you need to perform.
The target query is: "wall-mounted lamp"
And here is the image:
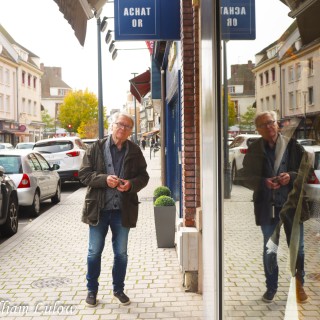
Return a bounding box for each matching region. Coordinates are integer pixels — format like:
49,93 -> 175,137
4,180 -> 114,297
105,30 -> 114,44
111,48 -> 149,61
100,17 -> 108,32
112,49 -> 118,60
109,40 -> 116,53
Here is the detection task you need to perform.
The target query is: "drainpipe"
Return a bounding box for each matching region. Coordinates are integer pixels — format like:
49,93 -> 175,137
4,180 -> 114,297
160,69 -> 166,186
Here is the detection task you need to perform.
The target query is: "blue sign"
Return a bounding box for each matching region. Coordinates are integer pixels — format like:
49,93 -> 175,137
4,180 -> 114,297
221,0 -> 256,40
114,0 -> 180,41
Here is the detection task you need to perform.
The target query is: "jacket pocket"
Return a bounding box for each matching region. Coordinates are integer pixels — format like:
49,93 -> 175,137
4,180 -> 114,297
83,199 -> 99,224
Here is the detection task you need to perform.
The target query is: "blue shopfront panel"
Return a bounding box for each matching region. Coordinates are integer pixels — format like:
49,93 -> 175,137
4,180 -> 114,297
114,0 -> 180,41
221,0 -> 256,40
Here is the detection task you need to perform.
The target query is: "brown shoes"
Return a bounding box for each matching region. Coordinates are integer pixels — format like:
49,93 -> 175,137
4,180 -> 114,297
296,280 -> 308,304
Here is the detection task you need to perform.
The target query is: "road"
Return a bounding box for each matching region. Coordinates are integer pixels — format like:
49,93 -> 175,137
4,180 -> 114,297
0,182 -> 83,245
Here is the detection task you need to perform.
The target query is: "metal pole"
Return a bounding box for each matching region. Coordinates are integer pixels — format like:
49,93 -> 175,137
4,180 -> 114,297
131,72 -> 138,144
303,91 -> 307,139
223,40 -> 231,199
97,17 -> 104,139
133,96 -> 137,143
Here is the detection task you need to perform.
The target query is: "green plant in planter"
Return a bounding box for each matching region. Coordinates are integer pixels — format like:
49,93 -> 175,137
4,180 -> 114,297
154,195 -> 175,207
153,195 -> 176,248
153,186 -> 171,200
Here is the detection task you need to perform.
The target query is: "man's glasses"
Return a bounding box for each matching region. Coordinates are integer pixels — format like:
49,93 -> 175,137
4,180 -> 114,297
257,120 -> 276,129
114,122 -> 133,130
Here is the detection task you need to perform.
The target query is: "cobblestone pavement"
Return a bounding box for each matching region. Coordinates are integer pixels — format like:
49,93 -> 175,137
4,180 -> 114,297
224,185 -> 320,320
1,147 -> 319,319
0,149 -> 203,320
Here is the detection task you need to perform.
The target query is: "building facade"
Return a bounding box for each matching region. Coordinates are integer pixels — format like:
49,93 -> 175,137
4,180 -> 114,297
0,24 -> 43,144
228,60 -> 255,125
40,64 -> 71,137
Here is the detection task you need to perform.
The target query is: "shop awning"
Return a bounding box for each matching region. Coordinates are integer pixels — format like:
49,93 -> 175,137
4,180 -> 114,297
129,70 -> 151,103
53,0 -> 107,46
142,129 -> 160,137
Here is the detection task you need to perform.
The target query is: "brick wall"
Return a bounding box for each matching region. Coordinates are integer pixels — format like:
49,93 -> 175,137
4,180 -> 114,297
180,0 -> 200,227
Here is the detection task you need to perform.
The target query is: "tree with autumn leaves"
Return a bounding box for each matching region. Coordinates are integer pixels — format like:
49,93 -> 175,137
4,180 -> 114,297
58,89 -> 107,138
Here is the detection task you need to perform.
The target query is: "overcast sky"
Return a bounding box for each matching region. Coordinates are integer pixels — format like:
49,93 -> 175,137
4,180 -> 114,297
0,0 -> 293,110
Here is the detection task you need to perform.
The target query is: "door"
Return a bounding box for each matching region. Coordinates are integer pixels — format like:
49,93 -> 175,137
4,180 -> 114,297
166,93 -> 182,216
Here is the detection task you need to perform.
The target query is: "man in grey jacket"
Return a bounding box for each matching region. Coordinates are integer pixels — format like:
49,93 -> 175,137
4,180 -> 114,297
241,111 -> 308,304
79,112 -> 149,307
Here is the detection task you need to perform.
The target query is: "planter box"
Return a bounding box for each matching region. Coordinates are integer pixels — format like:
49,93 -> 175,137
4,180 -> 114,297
154,206 -> 176,248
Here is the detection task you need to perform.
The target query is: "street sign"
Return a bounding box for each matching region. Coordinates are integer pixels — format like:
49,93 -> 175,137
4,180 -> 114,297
114,0 -> 180,41
221,0 -> 256,40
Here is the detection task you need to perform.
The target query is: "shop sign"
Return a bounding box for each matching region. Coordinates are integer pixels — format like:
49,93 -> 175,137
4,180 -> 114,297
114,0 -> 180,40
221,0 -> 256,40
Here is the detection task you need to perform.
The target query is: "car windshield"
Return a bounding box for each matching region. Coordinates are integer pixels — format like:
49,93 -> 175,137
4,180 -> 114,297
33,141 -> 73,153
0,155 -> 22,174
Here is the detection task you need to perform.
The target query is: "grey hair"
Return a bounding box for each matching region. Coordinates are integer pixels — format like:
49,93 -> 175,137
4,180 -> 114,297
112,112 -> 134,127
254,111 -> 277,126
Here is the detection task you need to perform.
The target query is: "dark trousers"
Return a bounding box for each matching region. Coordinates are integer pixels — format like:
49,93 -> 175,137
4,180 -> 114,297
260,207 -> 305,291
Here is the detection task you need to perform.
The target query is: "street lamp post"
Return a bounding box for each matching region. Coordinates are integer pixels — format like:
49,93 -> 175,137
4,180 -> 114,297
131,72 -> 138,144
97,16 -> 104,139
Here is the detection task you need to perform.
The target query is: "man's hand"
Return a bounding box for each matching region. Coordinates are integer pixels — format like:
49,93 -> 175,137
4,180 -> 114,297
266,172 -> 290,189
106,175 -> 120,188
117,179 -> 131,192
265,177 -> 281,189
278,172 -> 290,186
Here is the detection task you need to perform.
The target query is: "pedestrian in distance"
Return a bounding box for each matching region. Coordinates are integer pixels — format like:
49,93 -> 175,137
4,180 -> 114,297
79,112 -> 150,308
240,111 -> 309,304
150,137 -> 155,148
141,137 -> 146,150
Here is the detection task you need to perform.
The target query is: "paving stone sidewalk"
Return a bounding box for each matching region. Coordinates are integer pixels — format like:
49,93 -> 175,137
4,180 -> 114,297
0,149 -> 204,320
224,185 -> 320,320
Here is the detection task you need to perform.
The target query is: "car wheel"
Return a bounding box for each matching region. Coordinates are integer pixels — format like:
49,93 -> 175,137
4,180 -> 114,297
29,191 -> 41,217
0,196 -> 19,237
232,162 -> 238,185
51,183 -> 61,204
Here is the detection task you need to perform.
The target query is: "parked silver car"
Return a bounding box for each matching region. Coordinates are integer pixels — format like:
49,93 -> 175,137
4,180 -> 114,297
0,150 -> 61,216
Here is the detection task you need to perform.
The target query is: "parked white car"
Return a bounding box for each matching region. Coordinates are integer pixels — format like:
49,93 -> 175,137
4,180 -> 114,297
0,150 -> 61,216
82,138 -> 98,147
33,137 -> 87,183
229,134 -> 261,183
297,139 -> 318,146
303,145 -> 320,202
0,143 -> 14,150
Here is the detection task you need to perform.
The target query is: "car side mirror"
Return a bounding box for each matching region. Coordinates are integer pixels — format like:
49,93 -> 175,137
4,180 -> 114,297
0,165 -> 5,177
